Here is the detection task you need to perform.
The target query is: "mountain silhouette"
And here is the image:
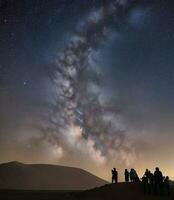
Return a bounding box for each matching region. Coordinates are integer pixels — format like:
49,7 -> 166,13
0,161 -> 108,190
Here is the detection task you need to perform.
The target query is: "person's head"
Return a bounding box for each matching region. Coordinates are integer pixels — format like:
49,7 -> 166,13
146,169 -> 148,172
155,167 -> 159,171
166,176 -> 169,180
125,169 -> 127,171
114,168 -> 116,171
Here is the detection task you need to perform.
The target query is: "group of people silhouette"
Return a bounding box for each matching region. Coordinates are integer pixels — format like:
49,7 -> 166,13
111,167 -> 170,196
142,167 -> 170,196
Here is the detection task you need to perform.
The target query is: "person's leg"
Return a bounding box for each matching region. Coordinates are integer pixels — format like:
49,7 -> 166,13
159,183 -> 163,196
167,185 -> 170,195
154,183 -> 157,195
157,184 -> 160,195
113,177 -> 116,183
143,183 -> 147,195
150,183 -> 153,195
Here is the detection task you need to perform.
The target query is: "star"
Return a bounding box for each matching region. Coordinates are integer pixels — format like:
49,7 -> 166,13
4,18 -> 8,24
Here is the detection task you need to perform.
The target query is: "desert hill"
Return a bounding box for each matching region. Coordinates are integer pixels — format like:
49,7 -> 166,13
0,161 -> 108,190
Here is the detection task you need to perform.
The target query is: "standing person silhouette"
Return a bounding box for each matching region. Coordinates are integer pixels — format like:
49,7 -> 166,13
111,168 -> 118,183
130,168 -> 134,182
124,169 -> 129,182
142,174 -> 148,194
154,167 -> 163,195
130,168 -> 138,182
142,169 -> 150,194
149,170 -> 154,194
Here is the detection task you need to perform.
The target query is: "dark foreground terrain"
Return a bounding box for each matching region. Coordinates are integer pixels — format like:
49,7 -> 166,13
0,183 -> 173,200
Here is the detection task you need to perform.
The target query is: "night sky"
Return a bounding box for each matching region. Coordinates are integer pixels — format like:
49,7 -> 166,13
1,0 -> 174,181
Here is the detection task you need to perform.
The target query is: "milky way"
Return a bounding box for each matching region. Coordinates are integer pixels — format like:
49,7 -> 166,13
42,0 -> 138,167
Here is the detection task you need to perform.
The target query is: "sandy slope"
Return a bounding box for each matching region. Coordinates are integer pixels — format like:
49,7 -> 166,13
0,161 -> 108,190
